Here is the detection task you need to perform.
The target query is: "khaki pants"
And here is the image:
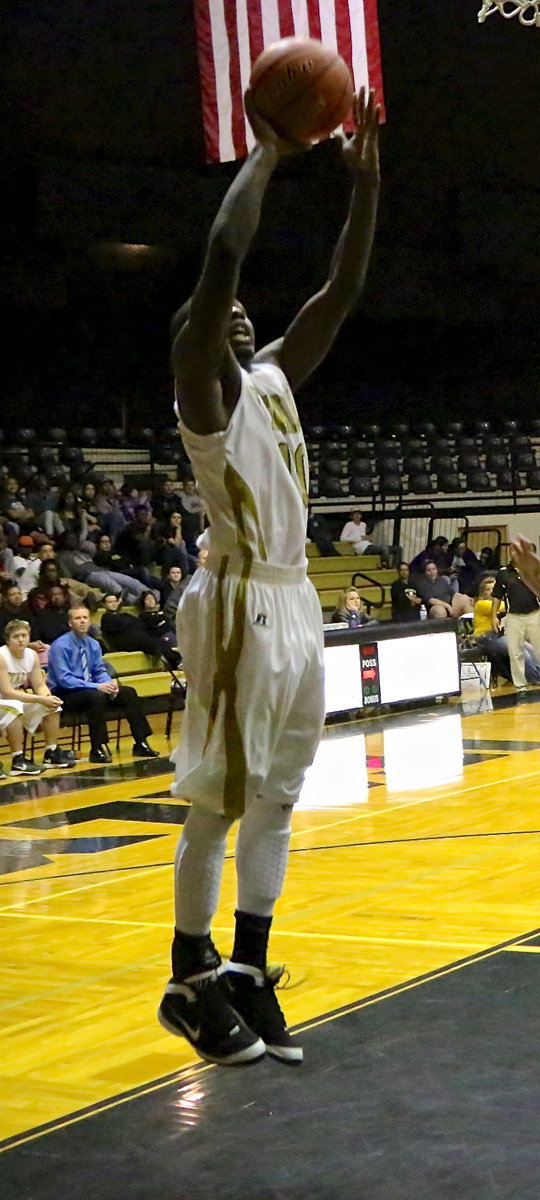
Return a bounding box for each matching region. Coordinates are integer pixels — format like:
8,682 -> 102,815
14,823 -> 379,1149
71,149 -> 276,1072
505,609 -> 540,687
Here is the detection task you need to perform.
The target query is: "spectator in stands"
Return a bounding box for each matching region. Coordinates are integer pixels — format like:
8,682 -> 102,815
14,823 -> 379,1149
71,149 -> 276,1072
417,561 -> 473,620
118,484 -> 152,523
306,510 -> 339,557
56,532 -> 148,602
79,482 -> 102,541
56,489 -> 93,550
138,589 -> 177,640
177,478 -> 205,551
410,536 -> 450,579
0,584 -> 47,658
115,508 -> 161,587
339,510 -> 401,567
0,531 -> 15,581
157,512 -> 196,576
100,593 -> 180,667
25,474 -> 62,539
95,480 -> 126,541
447,538 -> 481,596
12,536 -> 40,598
330,587 -> 374,628
47,605 -> 159,763
391,562 -> 422,623
28,583 -> 71,645
479,545 -> 499,573
0,476 -> 36,533
38,555 -> 100,609
490,549 -> 540,689
93,532 -> 148,585
0,618 -> 73,774
152,479 -> 178,524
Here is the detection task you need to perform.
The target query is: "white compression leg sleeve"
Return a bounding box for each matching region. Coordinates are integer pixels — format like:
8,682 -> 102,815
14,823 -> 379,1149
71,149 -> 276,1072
235,796 -> 293,917
174,806 -> 234,934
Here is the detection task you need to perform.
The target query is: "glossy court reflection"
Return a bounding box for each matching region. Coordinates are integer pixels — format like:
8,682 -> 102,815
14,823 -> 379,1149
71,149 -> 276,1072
1,692 -> 540,1178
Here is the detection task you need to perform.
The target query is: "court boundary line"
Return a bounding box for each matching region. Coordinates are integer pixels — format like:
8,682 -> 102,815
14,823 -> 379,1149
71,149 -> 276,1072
2,922 -> 539,1155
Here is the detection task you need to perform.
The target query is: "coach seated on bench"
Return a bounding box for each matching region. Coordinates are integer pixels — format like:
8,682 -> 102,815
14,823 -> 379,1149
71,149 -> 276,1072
47,604 -> 159,764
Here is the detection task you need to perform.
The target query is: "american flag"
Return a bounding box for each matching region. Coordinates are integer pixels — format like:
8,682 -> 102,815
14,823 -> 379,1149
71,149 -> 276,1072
194,0 -> 385,163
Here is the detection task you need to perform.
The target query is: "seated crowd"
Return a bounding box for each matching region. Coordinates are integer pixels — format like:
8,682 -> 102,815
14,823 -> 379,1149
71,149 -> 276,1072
0,470 -> 205,775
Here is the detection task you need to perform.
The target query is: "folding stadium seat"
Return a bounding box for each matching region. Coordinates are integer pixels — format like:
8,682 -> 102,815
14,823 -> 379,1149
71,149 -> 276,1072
409,472 -> 434,493
321,456 -> 347,477
496,469 -> 521,491
319,475 -> 345,497
465,468 -> 491,492
502,419 -> 520,435
80,427 -> 99,446
472,420 -> 491,436
528,419 -> 540,437
526,468 -> 540,489
414,421 -> 436,437
325,440 -> 345,454
46,428 -> 68,443
456,435 -> 477,452
363,423 -> 381,439
486,451 -> 509,473
403,437 -> 425,457
458,451 -> 481,472
350,456 -> 372,477
389,421 -> 409,439
512,450 -> 536,471
349,473 -> 375,496
332,425 -> 355,438
379,472 -> 402,495
430,436 -> 452,454
431,453 -> 454,475
306,425 -> 325,439
349,438 -> 371,456
403,453 -> 427,476
437,471 -> 461,493
107,428 -> 127,446
376,455 -> 400,476
376,437 -> 401,456
439,420 -> 464,439
484,435 -> 505,451
14,428 -> 37,445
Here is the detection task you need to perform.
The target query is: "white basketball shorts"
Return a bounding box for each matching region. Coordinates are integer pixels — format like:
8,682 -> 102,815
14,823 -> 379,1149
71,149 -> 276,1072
0,699 -> 49,734
171,556 -> 325,819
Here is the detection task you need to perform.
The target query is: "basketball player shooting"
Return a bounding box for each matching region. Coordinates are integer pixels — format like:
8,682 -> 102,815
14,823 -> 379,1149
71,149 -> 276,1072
158,87 -> 380,1066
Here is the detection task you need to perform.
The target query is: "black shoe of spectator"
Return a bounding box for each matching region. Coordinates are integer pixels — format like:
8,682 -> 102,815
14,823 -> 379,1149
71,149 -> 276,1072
133,741 -> 159,758
89,745 -> 113,764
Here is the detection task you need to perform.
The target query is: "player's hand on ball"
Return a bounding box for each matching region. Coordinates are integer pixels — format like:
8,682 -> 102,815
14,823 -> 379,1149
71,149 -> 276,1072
244,89 -> 310,156
340,87 -> 380,174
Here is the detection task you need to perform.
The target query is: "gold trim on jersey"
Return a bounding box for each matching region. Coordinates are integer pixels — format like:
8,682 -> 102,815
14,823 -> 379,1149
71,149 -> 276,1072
223,461 -> 267,562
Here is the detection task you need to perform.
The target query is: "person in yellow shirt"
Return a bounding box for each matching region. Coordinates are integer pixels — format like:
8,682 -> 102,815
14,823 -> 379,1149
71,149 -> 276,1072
474,575 -> 540,685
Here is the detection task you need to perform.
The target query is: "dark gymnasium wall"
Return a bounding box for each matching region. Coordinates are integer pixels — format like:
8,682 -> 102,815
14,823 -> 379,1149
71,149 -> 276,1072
1,0 -> 539,428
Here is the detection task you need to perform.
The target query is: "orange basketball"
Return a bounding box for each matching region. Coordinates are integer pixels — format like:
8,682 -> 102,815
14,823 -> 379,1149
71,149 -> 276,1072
249,37 -> 353,145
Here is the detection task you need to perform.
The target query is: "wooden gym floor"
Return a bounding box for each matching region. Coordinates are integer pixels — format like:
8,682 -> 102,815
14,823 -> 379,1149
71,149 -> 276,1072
1,686 -> 540,1198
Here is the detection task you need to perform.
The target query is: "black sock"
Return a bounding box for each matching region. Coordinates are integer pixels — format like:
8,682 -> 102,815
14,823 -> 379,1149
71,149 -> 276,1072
171,929 -> 220,981
230,910 -> 272,972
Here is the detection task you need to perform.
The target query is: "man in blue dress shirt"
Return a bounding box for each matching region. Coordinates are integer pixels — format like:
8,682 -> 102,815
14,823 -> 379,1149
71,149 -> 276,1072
47,604 -> 159,763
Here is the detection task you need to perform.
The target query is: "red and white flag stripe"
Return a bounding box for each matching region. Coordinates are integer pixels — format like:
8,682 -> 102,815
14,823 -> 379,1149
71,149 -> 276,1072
194,0 -> 385,163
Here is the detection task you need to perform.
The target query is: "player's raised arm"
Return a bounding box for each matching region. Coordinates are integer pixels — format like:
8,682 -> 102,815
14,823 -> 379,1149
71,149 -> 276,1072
172,96 -> 305,435
256,88 -> 380,391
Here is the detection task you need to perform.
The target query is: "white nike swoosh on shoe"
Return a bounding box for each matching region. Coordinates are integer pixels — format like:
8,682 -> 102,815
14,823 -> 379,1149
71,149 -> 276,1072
176,1016 -> 201,1041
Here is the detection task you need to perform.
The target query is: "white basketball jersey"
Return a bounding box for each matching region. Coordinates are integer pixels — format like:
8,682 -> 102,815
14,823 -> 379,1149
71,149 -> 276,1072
177,361 -> 309,569
0,645 -> 35,689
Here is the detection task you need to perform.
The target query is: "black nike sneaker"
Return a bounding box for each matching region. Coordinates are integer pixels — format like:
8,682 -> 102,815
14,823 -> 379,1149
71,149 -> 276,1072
224,963 -> 303,1064
158,968 -> 265,1066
